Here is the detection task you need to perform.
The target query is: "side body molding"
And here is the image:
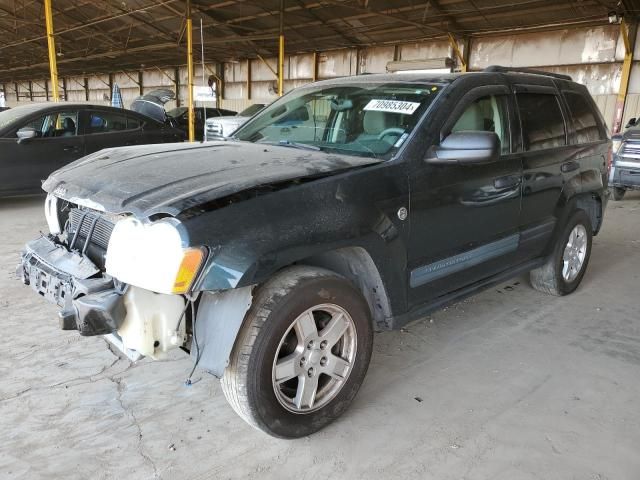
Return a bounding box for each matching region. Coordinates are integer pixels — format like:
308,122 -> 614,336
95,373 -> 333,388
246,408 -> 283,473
191,286 -> 253,378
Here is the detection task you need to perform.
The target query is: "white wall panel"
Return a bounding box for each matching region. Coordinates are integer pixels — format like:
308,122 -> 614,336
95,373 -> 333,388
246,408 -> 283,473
399,40 -> 450,61
289,53 -> 314,79
360,46 -> 395,74
471,26 -> 621,69
317,49 -> 357,78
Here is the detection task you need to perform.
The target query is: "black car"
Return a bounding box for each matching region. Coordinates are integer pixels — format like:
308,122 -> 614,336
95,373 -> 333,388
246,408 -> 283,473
0,103 -> 185,196
610,121 -> 640,200
19,67 -> 610,438
167,106 -> 237,141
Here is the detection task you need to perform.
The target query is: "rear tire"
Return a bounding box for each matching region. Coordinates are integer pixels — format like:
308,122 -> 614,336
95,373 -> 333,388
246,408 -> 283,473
221,266 -> 373,438
530,210 -> 592,296
612,187 -> 626,201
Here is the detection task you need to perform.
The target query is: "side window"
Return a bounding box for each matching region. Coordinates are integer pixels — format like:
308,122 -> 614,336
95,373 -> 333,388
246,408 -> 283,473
451,95 -> 511,154
564,92 -> 604,143
517,93 -> 566,151
88,112 -> 129,134
127,116 -> 142,130
20,111 -> 78,138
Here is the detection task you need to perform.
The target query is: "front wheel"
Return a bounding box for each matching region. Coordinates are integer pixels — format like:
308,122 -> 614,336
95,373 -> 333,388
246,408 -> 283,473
530,210 -> 593,296
221,266 -> 373,438
612,187 -> 626,201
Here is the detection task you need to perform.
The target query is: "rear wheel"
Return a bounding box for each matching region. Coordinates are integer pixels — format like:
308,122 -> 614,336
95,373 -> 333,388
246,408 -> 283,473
221,266 -> 373,438
530,210 -> 592,296
612,187 -> 626,201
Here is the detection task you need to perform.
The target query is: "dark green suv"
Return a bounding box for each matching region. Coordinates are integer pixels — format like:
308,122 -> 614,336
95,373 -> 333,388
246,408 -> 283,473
20,66 -> 610,437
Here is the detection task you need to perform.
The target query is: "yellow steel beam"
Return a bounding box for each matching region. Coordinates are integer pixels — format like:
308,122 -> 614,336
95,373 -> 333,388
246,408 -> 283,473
278,0 -> 284,96
186,0 -> 195,142
613,18 -> 635,133
44,0 -> 60,101
447,33 -> 466,73
278,35 -> 284,96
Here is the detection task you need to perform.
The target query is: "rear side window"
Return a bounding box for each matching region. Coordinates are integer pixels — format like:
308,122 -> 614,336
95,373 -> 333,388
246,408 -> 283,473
517,93 -> 566,151
564,92 -> 604,143
127,116 -> 142,129
88,112 -> 129,133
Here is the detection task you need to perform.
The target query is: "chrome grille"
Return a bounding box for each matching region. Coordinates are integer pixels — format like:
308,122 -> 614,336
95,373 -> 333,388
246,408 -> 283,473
620,141 -> 640,160
206,123 -> 223,135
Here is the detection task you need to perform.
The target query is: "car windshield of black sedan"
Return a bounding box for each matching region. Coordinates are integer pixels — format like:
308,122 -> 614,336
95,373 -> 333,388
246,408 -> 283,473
0,105 -> 43,131
234,82 -> 441,158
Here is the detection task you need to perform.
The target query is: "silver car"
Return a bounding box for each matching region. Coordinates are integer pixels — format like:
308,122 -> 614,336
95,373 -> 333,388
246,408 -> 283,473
611,119 -> 640,200
205,103 -> 265,140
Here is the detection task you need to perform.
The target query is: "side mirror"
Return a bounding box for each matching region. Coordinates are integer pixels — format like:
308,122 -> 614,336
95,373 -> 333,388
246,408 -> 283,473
426,131 -> 500,165
16,127 -> 37,144
625,117 -> 637,129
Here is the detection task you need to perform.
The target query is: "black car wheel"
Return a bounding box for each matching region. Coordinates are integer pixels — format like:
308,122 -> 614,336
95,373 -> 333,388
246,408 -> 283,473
530,210 -> 593,296
612,187 -> 626,201
221,266 -> 373,438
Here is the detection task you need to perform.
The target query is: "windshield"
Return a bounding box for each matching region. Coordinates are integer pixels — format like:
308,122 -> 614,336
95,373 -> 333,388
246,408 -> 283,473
234,82 -> 442,158
0,106 -> 40,131
238,104 -> 265,117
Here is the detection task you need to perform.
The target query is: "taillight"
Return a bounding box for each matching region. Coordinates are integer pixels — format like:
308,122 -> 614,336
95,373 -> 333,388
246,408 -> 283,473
607,145 -> 613,174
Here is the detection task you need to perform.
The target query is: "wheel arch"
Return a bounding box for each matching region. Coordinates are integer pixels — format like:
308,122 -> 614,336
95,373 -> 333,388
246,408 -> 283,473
574,192 -> 603,235
298,246 -> 393,330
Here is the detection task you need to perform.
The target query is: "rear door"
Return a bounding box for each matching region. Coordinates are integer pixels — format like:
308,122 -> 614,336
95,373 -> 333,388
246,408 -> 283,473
5,109 -> 83,193
514,85 -> 573,260
83,109 -> 143,154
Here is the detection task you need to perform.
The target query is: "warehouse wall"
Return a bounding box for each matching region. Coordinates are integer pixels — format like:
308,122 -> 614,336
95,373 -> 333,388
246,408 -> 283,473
5,24 -> 640,129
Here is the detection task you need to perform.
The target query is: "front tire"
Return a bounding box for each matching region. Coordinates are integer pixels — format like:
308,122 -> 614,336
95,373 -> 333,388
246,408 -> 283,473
530,210 -> 593,296
221,266 -> 373,438
612,187 -> 626,201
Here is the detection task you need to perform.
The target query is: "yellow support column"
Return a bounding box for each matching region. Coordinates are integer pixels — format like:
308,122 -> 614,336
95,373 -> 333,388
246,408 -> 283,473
186,0 -> 195,142
613,19 -> 636,133
278,0 -> 284,96
447,33 -> 467,73
44,0 -> 60,102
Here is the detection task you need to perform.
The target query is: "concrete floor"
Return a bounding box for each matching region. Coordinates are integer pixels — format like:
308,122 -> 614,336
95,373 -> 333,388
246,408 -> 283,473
1,193 -> 639,480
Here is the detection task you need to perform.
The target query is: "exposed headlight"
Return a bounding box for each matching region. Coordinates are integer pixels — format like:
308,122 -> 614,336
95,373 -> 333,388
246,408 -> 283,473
44,193 -> 61,234
105,217 -> 205,295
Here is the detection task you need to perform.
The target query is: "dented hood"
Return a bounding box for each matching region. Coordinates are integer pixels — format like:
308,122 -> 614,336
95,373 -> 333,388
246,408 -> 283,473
43,141 -> 380,217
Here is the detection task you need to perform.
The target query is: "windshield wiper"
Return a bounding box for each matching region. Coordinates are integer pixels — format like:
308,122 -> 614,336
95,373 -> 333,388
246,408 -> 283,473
270,140 -> 321,151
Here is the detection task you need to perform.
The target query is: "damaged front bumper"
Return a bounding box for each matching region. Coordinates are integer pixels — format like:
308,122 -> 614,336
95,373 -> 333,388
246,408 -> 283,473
19,235 -> 252,375
18,235 -> 186,362
19,236 -> 126,336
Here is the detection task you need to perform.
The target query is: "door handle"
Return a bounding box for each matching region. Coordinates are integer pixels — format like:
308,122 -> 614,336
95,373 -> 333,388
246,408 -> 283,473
63,145 -> 79,152
494,175 -> 521,189
561,161 -> 580,173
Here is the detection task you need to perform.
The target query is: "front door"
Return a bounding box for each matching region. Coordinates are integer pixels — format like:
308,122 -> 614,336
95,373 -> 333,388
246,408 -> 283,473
408,87 -> 522,307
4,109 -> 83,194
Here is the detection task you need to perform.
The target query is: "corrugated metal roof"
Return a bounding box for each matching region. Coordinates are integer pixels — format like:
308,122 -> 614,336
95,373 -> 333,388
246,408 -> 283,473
0,0 -> 634,82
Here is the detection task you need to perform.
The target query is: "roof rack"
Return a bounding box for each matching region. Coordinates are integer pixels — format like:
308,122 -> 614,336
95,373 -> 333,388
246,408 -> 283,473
483,65 -> 572,81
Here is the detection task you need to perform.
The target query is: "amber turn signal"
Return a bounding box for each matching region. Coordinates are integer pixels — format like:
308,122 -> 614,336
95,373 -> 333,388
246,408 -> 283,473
172,247 -> 206,294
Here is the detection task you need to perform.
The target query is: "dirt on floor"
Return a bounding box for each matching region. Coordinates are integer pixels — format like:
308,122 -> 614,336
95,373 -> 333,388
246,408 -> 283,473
1,193 -> 639,480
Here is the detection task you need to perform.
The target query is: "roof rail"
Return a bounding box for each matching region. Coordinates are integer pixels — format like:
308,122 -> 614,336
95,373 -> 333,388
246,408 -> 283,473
483,65 -> 572,81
